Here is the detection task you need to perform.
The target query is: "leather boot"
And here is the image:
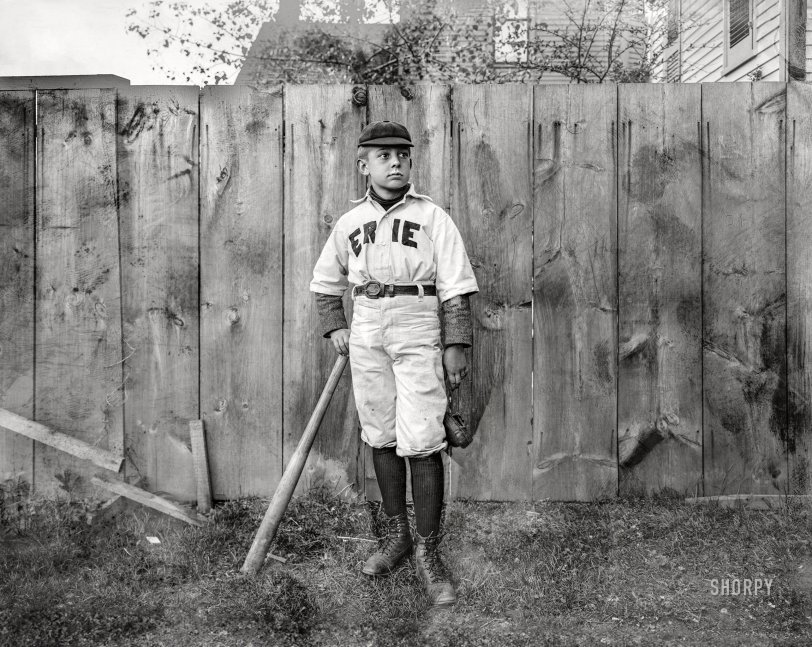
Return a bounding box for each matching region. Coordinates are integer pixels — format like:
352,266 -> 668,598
362,512 -> 412,576
414,533 -> 457,606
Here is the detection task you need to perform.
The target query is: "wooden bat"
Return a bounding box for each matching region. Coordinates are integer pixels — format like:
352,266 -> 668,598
241,354 -> 349,575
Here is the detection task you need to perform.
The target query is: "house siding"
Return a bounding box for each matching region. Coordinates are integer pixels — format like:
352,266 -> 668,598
680,0 -> 783,83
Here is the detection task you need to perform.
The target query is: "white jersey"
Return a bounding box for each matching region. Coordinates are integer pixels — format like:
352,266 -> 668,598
310,184 -> 479,303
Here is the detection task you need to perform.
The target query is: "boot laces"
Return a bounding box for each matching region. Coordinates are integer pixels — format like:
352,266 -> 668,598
377,514 -> 409,556
421,535 -> 450,581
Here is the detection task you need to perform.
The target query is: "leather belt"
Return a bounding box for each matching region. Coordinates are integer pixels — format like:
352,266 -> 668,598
353,281 -> 437,299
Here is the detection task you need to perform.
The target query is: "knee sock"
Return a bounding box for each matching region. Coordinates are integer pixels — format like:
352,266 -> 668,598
409,452 -> 444,537
372,446 -> 407,517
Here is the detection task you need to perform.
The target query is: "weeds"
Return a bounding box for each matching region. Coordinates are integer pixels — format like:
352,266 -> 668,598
1,481 -> 811,646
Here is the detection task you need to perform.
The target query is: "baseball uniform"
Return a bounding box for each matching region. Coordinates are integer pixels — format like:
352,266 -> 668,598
310,184 -> 478,457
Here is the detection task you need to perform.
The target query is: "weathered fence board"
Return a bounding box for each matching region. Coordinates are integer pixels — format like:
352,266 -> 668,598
365,84 -> 453,500
0,91 -> 35,484
617,84 -> 703,496
35,90 -> 124,496
200,86 -> 284,499
788,82 -> 812,495
283,86 -> 364,497
452,85 -> 533,501
702,82 -> 787,495
533,84 -> 618,501
118,87 -> 199,500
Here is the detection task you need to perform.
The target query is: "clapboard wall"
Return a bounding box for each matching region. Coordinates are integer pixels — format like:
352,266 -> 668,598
0,83 -> 810,503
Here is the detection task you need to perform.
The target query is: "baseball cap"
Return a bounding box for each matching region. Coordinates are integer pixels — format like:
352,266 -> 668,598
358,121 -> 413,147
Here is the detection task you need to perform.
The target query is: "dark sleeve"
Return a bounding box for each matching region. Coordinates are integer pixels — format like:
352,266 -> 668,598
315,292 -> 348,338
440,294 -> 473,348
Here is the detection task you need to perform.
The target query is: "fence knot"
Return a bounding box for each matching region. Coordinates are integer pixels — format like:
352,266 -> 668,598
399,86 -> 414,101
351,86 -> 368,106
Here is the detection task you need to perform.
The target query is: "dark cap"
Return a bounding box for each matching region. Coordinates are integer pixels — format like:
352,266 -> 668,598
358,121 -> 413,147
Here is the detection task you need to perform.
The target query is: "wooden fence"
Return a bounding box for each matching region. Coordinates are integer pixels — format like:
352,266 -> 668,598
1,83 -> 811,503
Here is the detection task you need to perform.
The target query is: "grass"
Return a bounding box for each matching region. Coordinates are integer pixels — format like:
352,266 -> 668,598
1,478 -> 811,646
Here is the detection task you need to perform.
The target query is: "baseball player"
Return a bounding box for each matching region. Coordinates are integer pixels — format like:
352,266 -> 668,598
310,121 -> 478,607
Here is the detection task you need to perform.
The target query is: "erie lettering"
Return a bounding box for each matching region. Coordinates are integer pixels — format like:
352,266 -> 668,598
350,219 -> 421,256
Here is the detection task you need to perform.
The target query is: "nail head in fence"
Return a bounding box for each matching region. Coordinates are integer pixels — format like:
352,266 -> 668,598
189,419 -> 212,514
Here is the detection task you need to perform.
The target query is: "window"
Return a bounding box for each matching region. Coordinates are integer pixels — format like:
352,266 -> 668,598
724,0 -> 755,72
494,0 -> 529,64
666,49 -> 681,82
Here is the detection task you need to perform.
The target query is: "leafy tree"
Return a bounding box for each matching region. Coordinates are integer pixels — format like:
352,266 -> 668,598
518,0 -> 674,83
125,0 -> 680,86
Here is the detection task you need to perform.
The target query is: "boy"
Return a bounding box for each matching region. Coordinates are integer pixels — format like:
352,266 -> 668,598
310,121 -> 478,607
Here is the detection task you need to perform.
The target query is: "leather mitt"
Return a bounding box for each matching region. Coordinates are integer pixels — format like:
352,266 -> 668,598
443,408 -> 474,448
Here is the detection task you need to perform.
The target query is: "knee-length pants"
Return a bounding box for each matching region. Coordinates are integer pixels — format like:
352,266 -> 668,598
349,294 -> 448,458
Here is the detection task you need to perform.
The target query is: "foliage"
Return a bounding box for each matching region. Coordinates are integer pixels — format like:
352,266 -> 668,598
126,0 -> 278,84
522,0 -> 673,83
125,0 -> 680,86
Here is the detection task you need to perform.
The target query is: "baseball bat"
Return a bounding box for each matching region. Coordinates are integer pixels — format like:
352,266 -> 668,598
241,354 -> 349,575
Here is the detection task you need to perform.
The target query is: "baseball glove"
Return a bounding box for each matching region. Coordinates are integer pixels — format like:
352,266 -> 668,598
444,407 -> 474,448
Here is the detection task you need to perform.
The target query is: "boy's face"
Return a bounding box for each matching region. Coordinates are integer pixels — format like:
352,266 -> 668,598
357,146 -> 412,199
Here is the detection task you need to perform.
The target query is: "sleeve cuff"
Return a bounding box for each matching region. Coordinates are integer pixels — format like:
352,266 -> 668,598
440,295 -> 473,348
315,293 -> 348,338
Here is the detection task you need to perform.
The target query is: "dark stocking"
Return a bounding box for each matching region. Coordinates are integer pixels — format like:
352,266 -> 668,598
409,452 -> 444,537
372,446 -> 407,517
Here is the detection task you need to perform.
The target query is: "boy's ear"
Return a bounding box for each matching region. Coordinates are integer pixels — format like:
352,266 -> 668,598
357,158 -> 369,175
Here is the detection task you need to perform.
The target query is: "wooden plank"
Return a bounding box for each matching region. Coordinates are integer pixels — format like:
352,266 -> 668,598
451,84 -> 533,501
365,84 -> 452,502
284,85 -> 364,498
788,82 -> 812,494
702,82 -> 786,495
0,408 -> 123,473
188,419 -> 212,513
35,89 -> 124,497
0,91 -> 35,484
617,84 -> 703,496
533,84 -> 618,501
90,475 -> 204,526
200,85 -> 283,498
117,86 -> 199,502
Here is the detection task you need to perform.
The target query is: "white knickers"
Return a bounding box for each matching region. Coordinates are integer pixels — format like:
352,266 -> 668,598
349,293 -> 448,457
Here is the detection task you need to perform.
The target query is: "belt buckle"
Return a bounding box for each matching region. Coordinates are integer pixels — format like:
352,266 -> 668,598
361,280 -> 384,299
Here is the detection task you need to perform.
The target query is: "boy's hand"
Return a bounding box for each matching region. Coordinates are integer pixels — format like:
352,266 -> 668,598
329,329 -> 350,356
443,345 -> 468,390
